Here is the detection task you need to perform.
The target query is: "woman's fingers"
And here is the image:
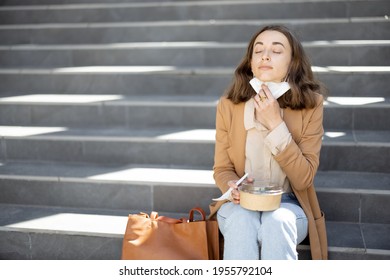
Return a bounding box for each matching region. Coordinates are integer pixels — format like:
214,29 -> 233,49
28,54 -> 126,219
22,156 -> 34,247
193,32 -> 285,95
231,188 -> 240,204
261,83 -> 275,101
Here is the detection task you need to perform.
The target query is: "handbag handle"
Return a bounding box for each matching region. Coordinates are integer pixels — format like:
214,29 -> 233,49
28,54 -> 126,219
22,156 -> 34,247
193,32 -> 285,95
188,207 -> 206,222
149,207 -> 206,224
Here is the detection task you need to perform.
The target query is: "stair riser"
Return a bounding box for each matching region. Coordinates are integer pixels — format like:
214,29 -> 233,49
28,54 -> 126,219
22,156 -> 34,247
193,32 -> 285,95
0,22 -> 388,45
0,73 -> 389,98
1,1 -> 388,24
0,177 -> 388,224
324,107 -> 390,131
1,103 -> 389,130
1,45 -> 388,67
318,191 -> 390,224
1,140 -> 389,172
0,178 -> 158,212
0,103 -> 217,128
0,139 -> 216,167
0,230 -> 122,260
320,144 -> 390,173
0,73 -> 231,97
0,0 -> 198,5
0,178 -> 221,218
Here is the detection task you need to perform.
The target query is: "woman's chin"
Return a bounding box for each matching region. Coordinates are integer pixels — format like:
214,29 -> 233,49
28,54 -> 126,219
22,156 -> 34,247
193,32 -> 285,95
254,74 -> 281,83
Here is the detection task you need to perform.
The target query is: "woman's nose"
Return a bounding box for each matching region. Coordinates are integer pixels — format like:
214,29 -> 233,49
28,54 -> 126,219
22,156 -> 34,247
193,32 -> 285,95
262,54 -> 270,61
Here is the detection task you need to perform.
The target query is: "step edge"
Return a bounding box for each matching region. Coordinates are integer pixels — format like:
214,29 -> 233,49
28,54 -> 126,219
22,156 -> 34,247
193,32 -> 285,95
1,174 -> 389,194
1,66 -> 390,74
0,0 -> 385,11
0,17 -> 388,30
2,134 -> 390,147
1,40 -> 390,50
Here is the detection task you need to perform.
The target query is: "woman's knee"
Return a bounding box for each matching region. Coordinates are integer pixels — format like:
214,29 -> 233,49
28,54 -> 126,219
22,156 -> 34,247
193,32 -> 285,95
261,207 -> 298,237
263,206 -> 296,223
217,203 -> 260,235
260,204 -> 307,242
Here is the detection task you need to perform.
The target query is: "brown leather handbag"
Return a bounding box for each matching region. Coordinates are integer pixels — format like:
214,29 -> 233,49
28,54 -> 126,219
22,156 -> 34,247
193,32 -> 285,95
121,207 -> 220,260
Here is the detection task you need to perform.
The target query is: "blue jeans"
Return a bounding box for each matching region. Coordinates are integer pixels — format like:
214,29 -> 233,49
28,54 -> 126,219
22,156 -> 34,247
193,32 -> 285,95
217,193 -> 308,260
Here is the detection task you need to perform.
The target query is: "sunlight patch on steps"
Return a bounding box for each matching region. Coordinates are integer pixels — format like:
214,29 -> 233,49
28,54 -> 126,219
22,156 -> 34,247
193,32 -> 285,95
0,94 -> 122,104
5,213 -> 128,235
0,126 -> 67,137
305,40 -> 390,47
52,66 -> 177,73
157,129 -> 215,141
312,66 -> 390,73
324,132 -> 347,138
325,97 -> 385,106
88,167 -> 214,185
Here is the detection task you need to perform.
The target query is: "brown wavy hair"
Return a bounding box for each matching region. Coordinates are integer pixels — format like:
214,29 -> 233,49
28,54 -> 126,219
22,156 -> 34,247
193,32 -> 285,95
225,25 -> 326,109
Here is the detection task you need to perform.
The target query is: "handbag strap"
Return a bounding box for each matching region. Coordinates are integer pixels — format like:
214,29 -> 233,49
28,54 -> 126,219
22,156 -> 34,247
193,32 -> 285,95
188,207 -> 206,222
148,207 -> 207,224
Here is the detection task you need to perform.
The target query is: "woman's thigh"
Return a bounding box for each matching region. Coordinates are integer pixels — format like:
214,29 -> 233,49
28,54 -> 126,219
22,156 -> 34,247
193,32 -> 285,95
260,202 -> 308,244
217,202 -> 260,236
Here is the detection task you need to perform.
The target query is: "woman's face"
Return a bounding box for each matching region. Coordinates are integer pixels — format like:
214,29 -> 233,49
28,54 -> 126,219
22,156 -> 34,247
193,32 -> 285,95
250,30 -> 292,82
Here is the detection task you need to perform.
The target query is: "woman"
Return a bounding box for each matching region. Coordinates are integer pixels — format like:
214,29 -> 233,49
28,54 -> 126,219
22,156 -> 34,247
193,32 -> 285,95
209,25 -> 328,260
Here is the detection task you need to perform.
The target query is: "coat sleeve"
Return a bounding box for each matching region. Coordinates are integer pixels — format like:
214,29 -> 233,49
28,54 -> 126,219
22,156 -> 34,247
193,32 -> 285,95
274,95 -> 324,191
213,98 -> 240,194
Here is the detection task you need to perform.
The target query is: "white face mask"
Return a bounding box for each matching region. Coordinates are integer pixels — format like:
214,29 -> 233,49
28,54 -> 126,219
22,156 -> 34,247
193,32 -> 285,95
249,77 -> 290,100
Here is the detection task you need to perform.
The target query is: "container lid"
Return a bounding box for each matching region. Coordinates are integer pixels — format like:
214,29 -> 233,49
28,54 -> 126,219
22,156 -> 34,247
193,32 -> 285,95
239,182 -> 283,195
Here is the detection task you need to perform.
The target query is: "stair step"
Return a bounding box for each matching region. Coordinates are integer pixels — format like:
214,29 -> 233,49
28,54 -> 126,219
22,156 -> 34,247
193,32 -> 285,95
0,68 -> 389,98
1,125 -> 389,168
0,0 -> 365,6
1,0 -> 389,24
0,203 -> 388,259
1,41 -> 389,67
0,18 -> 388,44
0,125 -> 389,171
0,125 -> 217,140
1,95 -> 389,130
0,162 -> 219,212
0,161 -> 389,223
0,95 -> 219,129
0,0 -> 389,24
1,125 -> 389,142
315,171 -> 390,224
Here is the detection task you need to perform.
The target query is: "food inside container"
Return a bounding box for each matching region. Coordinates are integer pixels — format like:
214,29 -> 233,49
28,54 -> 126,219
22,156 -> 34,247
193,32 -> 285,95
239,182 -> 283,211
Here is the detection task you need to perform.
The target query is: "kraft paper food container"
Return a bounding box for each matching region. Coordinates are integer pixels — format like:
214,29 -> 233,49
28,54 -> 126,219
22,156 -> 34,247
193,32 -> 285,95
239,182 -> 283,211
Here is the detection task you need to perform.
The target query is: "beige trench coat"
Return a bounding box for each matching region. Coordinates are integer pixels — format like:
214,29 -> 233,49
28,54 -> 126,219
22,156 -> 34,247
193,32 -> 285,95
209,94 -> 328,260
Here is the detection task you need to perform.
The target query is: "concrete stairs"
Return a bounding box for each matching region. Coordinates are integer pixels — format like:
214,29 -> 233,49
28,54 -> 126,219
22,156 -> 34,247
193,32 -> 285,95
0,0 -> 389,259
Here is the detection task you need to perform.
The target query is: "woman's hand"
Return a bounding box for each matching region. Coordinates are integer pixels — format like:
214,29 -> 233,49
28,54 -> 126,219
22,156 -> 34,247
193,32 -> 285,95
227,177 -> 254,204
227,180 -> 241,204
253,84 -> 283,130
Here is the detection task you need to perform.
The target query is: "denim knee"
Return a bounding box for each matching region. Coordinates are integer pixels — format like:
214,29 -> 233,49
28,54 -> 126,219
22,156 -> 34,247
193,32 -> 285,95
260,207 -> 298,241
